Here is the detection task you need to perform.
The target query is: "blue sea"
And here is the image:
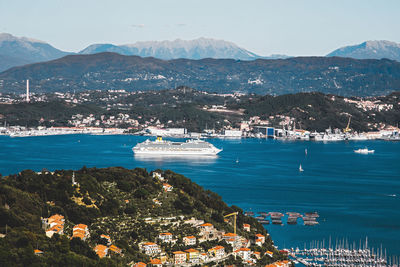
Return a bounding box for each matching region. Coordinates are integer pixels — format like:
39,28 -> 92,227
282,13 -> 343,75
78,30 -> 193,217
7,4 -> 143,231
0,135 -> 399,256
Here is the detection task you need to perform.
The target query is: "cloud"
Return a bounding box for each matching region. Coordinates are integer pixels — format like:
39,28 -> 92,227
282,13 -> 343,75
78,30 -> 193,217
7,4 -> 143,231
131,24 -> 145,28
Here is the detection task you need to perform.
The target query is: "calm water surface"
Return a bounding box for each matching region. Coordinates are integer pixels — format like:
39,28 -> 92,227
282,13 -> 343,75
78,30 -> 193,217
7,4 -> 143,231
0,135 -> 399,255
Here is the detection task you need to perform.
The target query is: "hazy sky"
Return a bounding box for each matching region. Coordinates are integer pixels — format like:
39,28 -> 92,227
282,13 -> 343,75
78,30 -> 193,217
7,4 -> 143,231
0,0 -> 399,56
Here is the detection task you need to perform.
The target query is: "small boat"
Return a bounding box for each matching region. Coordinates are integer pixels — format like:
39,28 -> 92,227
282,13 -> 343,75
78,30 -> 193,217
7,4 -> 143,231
305,148 -> 308,155
299,164 -> 304,172
235,158 -> 239,163
354,148 -> 374,154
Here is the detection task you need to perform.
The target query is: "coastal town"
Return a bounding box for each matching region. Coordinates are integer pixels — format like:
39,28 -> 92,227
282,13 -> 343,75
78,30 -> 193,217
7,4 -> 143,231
0,88 -> 399,140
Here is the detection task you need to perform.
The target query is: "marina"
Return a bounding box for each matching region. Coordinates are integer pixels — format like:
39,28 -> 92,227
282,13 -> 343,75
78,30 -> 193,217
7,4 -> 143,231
290,238 -> 400,267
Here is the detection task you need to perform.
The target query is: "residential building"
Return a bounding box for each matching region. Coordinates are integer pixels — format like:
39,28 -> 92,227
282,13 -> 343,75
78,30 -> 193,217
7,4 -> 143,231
234,247 -> 252,261
94,244 -> 108,258
72,224 -> 90,240
162,183 -> 173,192
255,234 -> 265,245
34,249 -> 43,256
148,258 -> 162,267
109,245 -> 122,255
198,223 -> 214,233
185,248 -> 199,263
173,251 -> 187,265
243,223 -> 251,232
183,236 -> 196,246
158,232 -> 173,243
142,242 -> 161,255
208,245 -> 225,259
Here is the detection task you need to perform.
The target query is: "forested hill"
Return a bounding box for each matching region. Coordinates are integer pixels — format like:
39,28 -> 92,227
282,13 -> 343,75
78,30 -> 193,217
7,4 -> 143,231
0,167 -> 284,266
1,52 -> 400,96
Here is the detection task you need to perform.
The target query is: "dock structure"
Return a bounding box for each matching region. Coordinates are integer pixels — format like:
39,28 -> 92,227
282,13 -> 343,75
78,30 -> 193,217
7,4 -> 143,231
245,211 -> 320,226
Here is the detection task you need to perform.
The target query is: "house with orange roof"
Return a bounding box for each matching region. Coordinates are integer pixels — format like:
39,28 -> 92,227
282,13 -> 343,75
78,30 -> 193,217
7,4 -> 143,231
185,248 -> 199,263
255,233 -> 265,246
162,183 -> 173,192
148,258 -> 162,267
72,224 -> 89,240
34,249 -> 43,256
208,245 -> 225,259
253,251 -> 261,259
45,223 -> 64,238
183,235 -> 196,246
142,242 -> 161,255
199,252 -> 208,262
234,247 -> 252,261
133,262 -> 147,267
42,214 -> 65,238
94,244 -> 108,258
100,234 -> 112,246
173,251 -> 186,265
109,244 -> 122,254
266,250 -> 274,258
243,223 -> 251,232
198,222 -> 214,233
158,232 -> 173,243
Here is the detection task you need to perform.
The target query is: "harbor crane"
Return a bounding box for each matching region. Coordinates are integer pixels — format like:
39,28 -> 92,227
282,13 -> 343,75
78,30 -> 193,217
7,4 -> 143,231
224,212 -> 239,235
343,115 -> 352,133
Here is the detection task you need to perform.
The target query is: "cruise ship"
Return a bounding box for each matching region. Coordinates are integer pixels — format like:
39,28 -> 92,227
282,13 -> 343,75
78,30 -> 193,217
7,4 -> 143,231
133,136 -> 222,155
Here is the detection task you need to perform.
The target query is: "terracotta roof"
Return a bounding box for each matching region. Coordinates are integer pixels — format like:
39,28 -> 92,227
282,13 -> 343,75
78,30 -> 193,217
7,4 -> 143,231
159,232 -> 172,236
173,251 -> 186,254
185,248 -> 199,253
200,223 -> 213,227
74,224 -> 88,230
243,223 -> 250,227
34,249 -> 43,254
255,233 -> 265,237
134,262 -> 147,267
109,245 -> 121,254
236,247 -> 251,252
223,232 -> 237,237
213,245 -> 225,250
143,242 -> 157,246
149,258 -> 162,264
184,235 -> 196,239
94,244 -> 108,258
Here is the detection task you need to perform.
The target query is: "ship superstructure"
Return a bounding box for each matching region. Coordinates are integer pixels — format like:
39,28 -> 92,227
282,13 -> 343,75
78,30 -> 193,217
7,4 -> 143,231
133,136 -> 222,155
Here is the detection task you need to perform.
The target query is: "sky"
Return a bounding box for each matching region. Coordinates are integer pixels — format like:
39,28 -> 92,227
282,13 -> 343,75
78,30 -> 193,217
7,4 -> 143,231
0,0 -> 399,56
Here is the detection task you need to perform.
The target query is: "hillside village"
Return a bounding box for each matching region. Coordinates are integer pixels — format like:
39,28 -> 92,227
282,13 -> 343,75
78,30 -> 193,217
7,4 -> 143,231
0,167 -> 289,266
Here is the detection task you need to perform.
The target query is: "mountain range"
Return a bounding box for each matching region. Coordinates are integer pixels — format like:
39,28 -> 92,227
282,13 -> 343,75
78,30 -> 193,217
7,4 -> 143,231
79,37 -> 264,60
1,52 -> 399,96
0,33 -> 70,72
327,40 -> 400,61
2,32 -> 400,73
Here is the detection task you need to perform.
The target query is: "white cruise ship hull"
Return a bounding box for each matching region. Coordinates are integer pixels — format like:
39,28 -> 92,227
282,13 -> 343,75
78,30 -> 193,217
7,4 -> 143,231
132,137 -> 222,156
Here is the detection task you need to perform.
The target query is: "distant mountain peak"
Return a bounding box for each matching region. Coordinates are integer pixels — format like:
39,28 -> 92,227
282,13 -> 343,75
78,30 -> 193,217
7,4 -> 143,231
80,37 -> 261,60
327,40 -> 400,61
0,33 -> 46,44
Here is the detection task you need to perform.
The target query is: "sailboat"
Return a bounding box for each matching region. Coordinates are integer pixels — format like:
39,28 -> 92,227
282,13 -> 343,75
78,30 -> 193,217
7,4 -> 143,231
299,164 -> 304,172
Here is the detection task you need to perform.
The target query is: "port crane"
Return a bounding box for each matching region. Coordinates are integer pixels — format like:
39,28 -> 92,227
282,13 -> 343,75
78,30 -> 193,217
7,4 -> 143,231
343,115 -> 352,133
224,212 -> 239,235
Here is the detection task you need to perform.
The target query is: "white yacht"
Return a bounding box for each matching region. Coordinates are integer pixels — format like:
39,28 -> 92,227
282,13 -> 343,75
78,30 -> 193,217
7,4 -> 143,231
354,148 -> 374,154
